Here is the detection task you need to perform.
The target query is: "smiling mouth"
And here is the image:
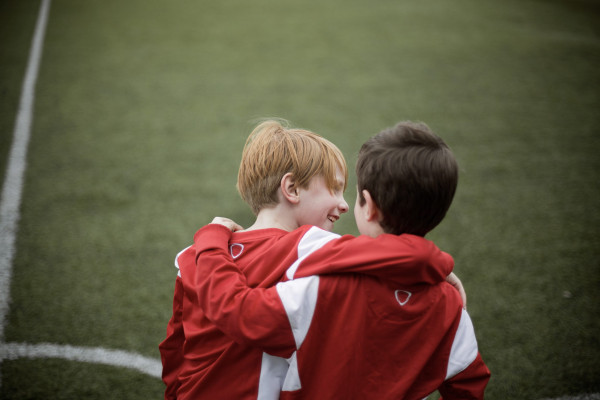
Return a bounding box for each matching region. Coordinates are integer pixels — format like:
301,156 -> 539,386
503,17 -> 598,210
328,215 -> 338,223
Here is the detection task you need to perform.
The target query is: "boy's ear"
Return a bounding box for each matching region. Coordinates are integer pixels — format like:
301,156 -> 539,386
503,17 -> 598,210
361,190 -> 381,222
281,173 -> 300,204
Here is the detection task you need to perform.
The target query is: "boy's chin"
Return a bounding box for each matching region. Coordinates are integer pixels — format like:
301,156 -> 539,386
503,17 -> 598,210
317,221 -> 335,232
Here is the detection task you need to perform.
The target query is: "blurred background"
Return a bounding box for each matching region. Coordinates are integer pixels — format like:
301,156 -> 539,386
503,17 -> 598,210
1,0 -> 599,398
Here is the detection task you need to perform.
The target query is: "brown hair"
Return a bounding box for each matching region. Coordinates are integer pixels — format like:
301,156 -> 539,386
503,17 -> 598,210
237,119 -> 347,215
356,121 -> 458,236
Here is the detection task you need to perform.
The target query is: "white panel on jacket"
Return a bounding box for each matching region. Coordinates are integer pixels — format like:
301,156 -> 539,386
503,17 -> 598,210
446,308 -> 479,379
173,245 -> 191,278
282,351 -> 301,391
257,353 -> 289,400
276,275 -> 320,349
286,226 -> 339,279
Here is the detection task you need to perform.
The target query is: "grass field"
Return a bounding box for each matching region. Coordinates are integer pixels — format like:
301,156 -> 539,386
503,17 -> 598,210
1,0 -> 599,398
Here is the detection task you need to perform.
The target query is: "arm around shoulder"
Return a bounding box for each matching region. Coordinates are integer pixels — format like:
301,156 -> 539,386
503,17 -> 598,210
293,232 -> 454,285
192,225 -> 298,358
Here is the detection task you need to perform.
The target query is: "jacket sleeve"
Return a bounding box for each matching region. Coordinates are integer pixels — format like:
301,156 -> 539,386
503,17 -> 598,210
438,352 -> 491,400
158,275 -> 185,400
289,229 -> 454,285
438,308 -> 491,399
192,225 -> 298,358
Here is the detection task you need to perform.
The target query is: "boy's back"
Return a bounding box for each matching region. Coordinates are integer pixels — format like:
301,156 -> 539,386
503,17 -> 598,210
281,274 -> 485,399
168,226 -> 313,399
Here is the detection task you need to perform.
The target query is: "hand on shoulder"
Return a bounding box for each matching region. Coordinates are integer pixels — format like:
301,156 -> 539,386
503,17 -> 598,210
210,217 -> 244,232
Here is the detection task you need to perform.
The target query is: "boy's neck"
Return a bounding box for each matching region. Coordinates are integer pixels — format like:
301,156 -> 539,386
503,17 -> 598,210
243,205 -> 298,232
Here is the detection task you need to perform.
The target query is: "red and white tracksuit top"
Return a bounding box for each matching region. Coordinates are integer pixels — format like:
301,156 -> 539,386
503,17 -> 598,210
159,224 -> 490,399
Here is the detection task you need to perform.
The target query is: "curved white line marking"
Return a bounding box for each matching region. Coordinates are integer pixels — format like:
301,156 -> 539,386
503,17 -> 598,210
0,342 -> 162,379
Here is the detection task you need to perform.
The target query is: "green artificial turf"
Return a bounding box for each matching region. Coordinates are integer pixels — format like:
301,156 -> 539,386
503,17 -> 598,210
1,0 -> 599,398
0,359 -> 163,400
0,0 -> 41,182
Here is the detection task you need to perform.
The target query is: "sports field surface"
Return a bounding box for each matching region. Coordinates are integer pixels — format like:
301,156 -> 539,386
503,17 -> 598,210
1,0 -> 599,398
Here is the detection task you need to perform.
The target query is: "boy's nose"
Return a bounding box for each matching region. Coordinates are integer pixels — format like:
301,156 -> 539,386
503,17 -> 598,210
339,199 -> 349,214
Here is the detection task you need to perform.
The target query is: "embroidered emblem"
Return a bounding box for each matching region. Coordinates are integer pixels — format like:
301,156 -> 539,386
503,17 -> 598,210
394,290 -> 412,306
230,243 -> 244,259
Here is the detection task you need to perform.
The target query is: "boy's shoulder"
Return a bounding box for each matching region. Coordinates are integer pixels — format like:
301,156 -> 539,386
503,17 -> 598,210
290,231 -> 453,284
295,225 -> 341,257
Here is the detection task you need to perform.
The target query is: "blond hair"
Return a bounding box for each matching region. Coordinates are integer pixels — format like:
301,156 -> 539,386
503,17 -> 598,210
237,119 -> 347,215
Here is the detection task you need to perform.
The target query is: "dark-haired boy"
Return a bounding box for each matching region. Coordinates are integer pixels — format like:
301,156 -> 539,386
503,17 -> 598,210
193,121 -> 490,399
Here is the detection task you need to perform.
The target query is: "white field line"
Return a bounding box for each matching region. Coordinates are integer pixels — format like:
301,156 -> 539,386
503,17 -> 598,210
0,0 -> 51,386
539,395 -> 600,400
0,342 -> 162,378
0,0 -> 52,387
0,0 -> 51,344
0,0 -> 162,386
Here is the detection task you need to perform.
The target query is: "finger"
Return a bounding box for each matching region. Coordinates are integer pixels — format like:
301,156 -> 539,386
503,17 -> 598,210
232,223 -> 244,232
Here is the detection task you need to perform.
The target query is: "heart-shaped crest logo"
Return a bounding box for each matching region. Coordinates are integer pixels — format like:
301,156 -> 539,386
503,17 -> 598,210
230,243 -> 244,259
394,290 -> 412,306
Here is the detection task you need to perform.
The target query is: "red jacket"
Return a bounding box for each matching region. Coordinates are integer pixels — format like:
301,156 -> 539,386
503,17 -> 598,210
159,224 -> 463,399
193,225 -> 490,399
